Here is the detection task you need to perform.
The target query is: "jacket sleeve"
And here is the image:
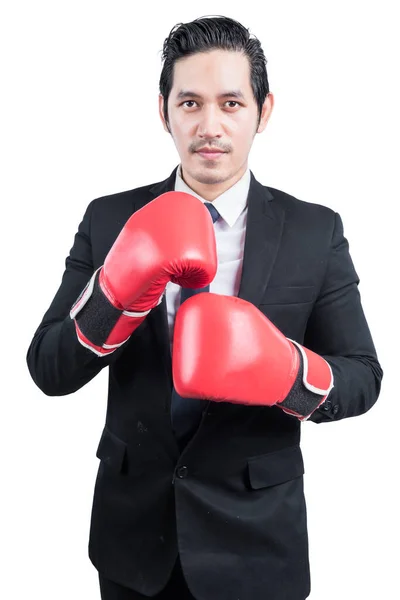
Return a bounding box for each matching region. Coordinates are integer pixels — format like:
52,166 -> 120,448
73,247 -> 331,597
304,212 -> 383,423
26,199 -> 128,396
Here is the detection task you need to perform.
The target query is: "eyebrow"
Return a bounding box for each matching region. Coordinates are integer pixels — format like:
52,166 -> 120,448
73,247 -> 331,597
176,89 -> 246,101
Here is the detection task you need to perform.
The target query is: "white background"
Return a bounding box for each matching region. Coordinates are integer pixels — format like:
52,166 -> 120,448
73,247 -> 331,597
1,1 -> 398,598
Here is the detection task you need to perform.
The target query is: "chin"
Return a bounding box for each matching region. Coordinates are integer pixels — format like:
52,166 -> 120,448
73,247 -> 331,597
184,160 -> 229,185
193,170 -> 228,185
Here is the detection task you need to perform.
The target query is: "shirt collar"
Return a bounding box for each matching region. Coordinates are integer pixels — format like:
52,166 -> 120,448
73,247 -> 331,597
174,164 -> 250,228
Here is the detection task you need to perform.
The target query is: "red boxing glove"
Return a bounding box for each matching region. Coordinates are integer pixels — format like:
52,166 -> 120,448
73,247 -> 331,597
70,192 -> 217,356
172,293 -> 334,421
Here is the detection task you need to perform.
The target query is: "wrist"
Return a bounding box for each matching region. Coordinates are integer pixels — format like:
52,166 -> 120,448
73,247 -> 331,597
70,268 -> 151,356
278,340 -> 334,420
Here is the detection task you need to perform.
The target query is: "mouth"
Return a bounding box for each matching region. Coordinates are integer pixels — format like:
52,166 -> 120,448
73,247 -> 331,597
196,150 -> 226,160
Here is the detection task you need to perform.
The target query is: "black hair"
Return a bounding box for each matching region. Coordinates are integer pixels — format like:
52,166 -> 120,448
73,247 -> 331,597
159,15 -> 270,131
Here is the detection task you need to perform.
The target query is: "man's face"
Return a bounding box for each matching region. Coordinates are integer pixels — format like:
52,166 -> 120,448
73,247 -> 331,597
159,49 -> 273,189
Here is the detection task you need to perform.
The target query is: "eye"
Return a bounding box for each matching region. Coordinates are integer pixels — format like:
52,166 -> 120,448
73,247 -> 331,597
181,101 -> 197,108
225,101 -> 240,108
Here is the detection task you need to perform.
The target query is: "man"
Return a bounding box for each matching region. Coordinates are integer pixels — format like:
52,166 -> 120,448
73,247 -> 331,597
26,15 -> 383,600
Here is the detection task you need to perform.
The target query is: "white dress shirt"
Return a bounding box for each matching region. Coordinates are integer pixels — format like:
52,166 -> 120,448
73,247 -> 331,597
166,163 -> 251,351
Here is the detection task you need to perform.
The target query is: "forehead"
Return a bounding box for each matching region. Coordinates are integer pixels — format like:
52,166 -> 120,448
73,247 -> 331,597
171,49 -> 252,98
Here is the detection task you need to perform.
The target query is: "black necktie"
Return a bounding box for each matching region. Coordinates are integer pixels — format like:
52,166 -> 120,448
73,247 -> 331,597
171,201 -> 220,450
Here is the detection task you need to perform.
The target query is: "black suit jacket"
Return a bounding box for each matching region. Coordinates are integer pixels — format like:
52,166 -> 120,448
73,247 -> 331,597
26,166 -> 383,600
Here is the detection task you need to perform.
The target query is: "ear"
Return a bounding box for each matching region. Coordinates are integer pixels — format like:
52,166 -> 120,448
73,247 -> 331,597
257,92 -> 274,134
159,94 -> 171,133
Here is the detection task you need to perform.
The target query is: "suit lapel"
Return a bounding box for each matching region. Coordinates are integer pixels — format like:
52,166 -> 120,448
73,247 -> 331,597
238,171 -> 285,306
144,166 -> 285,389
145,167 -> 180,388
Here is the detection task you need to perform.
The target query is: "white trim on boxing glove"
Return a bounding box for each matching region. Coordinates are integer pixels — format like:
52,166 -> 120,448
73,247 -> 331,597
288,338 -> 334,397
70,266 -> 155,320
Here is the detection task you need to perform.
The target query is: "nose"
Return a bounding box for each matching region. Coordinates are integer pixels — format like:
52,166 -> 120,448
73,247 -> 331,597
197,105 -> 223,139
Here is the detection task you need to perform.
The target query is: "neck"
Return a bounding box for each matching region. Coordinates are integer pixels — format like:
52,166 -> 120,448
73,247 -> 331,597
180,162 -> 248,202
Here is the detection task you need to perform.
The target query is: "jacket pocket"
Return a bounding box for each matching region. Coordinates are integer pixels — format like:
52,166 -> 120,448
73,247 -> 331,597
260,285 -> 315,305
96,425 -> 127,473
247,445 -> 304,490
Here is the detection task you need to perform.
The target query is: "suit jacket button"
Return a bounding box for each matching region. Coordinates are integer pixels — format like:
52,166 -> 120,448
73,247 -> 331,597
176,466 -> 189,479
323,400 -> 332,411
332,404 -> 339,415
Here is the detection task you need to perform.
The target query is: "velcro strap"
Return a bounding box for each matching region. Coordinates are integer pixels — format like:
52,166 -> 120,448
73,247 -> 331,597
70,267 -> 102,320
289,339 -> 334,396
69,267 -> 153,354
